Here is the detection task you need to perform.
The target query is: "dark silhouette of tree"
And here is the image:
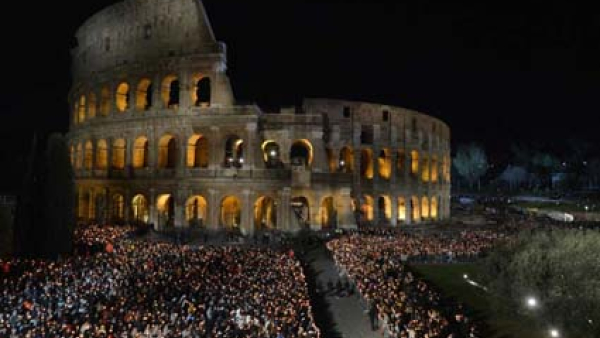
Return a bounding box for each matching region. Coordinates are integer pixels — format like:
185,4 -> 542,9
14,133 -> 42,257
41,133 -> 75,258
13,133 -> 75,258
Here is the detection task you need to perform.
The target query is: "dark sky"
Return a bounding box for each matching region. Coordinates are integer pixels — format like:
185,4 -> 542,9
1,0 -> 599,190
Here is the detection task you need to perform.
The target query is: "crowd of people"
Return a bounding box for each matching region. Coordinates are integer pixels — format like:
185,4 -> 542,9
335,228 -> 508,264
327,233 -> 482,337
0,226 -> 320,338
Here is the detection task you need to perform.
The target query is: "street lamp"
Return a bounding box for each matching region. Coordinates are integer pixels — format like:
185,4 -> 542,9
549,328 -> 560,337
270,150 -> 277,158
526,296 -> 538,309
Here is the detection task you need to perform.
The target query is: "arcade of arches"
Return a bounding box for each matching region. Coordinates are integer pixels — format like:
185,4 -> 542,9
76,187 -> 445,232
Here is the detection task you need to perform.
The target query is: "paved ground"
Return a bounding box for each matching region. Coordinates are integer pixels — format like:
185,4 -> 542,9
306,245 -> 380,338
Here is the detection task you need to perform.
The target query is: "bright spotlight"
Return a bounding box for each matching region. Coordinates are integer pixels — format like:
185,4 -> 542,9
270,150 -> 277,157
526,297 -> 538,308
463,274 -> 468,280
549,329 -> 559,338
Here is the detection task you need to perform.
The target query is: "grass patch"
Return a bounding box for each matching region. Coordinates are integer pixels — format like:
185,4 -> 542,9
412,264 -> 545,338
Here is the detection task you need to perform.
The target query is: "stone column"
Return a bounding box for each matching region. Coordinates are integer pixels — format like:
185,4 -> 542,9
126,137 -> 134,172
179,71 -> 192,109
338,188 -> 356,229
152,74 -> 162,109
175,189 -> 188,228
124,189 -> 131,225
209,126 -> 220,169
208,189 -> 219,230
149,189 -> 157,230
240,189 -> 254,236
390,150 -> 398,186
177,134 -> 187,177
279,188 -> 291,232
405,195 -> 412,225
391,196 -> 398,227
245,123 -> 257,169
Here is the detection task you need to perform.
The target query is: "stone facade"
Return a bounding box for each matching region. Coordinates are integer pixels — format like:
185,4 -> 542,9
67,0 -> 451,234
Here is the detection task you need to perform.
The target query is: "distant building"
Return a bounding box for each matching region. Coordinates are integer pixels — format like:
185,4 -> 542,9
66,0 -> 451,233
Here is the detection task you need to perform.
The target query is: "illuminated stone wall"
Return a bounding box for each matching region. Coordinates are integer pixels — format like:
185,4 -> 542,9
67,0 -> 451,233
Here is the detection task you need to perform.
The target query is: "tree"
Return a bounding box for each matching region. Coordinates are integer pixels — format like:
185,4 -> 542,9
499,165 -> 528,191
480,230 -> 600,338
453,143 -> 488,190
530,152 -> 560,191
14,133 -> 75,258
42,133 -> 75,258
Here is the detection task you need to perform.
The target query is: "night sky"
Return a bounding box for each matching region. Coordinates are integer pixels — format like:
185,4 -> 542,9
1,0 -> 599,191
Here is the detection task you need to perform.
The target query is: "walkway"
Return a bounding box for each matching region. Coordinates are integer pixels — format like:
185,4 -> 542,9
304,244 -> 380,338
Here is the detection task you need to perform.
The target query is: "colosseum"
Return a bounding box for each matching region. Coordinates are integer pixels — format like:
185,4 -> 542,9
67,0 -> 451,234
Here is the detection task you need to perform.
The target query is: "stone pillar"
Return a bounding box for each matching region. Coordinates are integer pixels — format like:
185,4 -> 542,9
177,134 -> 187,177
149,189 -> 157,230
106,137 -> 114,177
152,74 -> 162,109
179,71 -> 192,109
390,150 -> 397,186
175,189 -> 188,228
405,195 -> 412,225
338,188 -> 356,229
124,189 -> 131,225
279,188 -> 291,232
208,189 -> 219,229
310,133 -> 328,172
391,196 -> 398,227
241,190 -> 254,236
126,137 -> 134,172
310,194 -> 321,230
209,126 -> 220,169
245,123 -> 257,169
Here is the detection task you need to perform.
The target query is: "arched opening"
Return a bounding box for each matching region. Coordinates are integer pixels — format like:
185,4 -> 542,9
157,194 -> 175,228
421,196 -> 430,220
78,95 -> 86,123
339,146 -> 354,173
430,196 -> 438,219
116,82 -> 130,112
262,140 -> 282,168
326,148 -> 336,172
187,134 -> 209,168
88,93 -> 97,119
136,79 -> 153,111
111,194 -> 125,223
254,196 -> 277,230
411,196 -> 420,222
133,137 -> 149,169
421,154 -> 430,182
378,148 -> 392,180
397,150 -> 406,178
158,135 -> 177,169
100,87 -> 110,116
360,195 -> 374,222
224,135 -> 244,168
220,196 -> 241,229
162,75 -> 179,109
320,196 -> 337,229
131,194 -> 149,223
378,195 -> 392,223
291,196 -> 310,228
398,197 -> 407,223
112,139 -> 126,170
431,155 -> 439,182
290,139 -> 313,167
84,141 -> 93,170
192,76 -> 211,107
96,140 -> 108,169
411,150 -> 419,177
360,149 -> 374,179
186,195 -> 207,227
76,143 -> 83,169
